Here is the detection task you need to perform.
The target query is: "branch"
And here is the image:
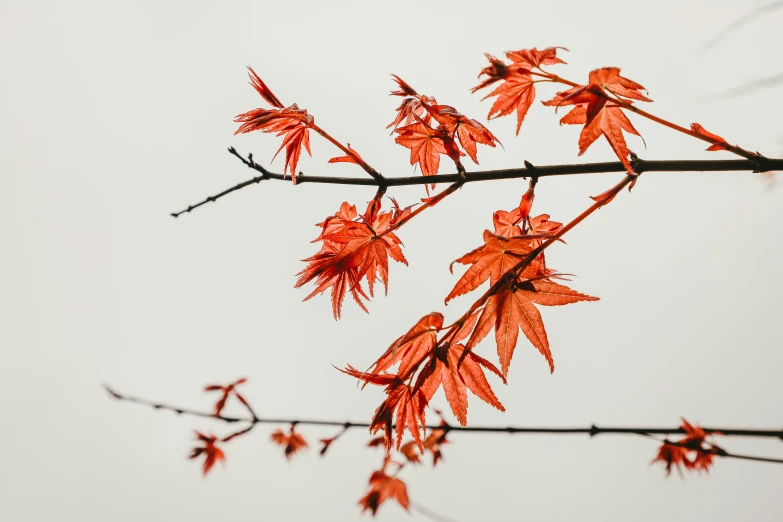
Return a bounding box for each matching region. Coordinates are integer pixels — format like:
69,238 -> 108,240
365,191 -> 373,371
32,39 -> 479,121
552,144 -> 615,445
105,386 -> 783,441
170,148 -> 782,218
708,71 -> 783,101
699,1 -> 783,53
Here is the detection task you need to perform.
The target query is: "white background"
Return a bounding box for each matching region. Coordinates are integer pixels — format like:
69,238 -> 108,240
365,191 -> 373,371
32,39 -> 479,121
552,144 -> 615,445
2,1 -> 782,521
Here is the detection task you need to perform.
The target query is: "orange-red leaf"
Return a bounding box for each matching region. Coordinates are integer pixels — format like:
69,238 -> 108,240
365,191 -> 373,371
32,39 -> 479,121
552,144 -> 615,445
417,343 -> 505,426
341,365 -> 427,454
189,432 -> 225,476
652,419 -> 725,476
234,68 -> 313,183
445,230 -> 539,304
296,200 -> 408,319
271,426 -> 308,459
506,47 -> 567,69
246,66 -> 283,108
473,48 -> 565,134
483,74 -> 536,135
203,377 -> 248,416
358,469 -> 409,515
690,123 -> 730,151
425,104 -> 500,163
543,67 -> 649,173
467,279 -> 598,376
394,121 -> 448,176
370,312 -> 444,379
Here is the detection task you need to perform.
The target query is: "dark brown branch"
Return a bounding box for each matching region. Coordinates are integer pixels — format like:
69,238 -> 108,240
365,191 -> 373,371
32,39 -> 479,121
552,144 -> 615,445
105,386 -> 783,440
170,147 -> 783,218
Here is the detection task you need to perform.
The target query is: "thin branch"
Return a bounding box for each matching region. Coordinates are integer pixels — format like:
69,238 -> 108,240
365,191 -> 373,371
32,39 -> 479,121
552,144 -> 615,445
170,147 -> 783,218
707,72 -> 783,101
699,1 -> 783,53
309,122 -> 385,182
411,502 -> 465,522
636,433 -> 783,466
105,386 -> 783,440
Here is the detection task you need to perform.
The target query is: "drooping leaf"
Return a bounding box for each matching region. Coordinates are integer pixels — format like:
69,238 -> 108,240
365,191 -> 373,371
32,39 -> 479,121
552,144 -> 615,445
189,432 -> 225,476
271,425 -> 308,459
369,312 -> 444,379
416,343 -> 505,425
296,200 -> 407,319
340,366 -> 427,454
358,468 -> 410,515
652,419 -> 725,476
467,279 -> 598,376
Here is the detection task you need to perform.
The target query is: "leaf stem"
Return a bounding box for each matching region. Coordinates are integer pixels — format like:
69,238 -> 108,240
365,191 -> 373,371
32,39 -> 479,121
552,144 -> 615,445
309,123 -> 385,182
376,181 -> 464,239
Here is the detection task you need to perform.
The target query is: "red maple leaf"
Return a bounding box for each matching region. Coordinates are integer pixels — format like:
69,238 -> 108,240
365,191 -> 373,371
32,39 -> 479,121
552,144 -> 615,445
492,184 -> 536,238
652,419 -> 725,476
415,342 -> 506,426
421,422 -> 449,466
271,425 -> 309,459
506,47 -> 567,69
394,120 -> 456,177
390,76 -> 498,176
203,377 -> 248,416
473,47 -> 566,134
295,199 -> 408,319
690,123 -> 730,151
340,365 -> 427,453
233,67 -> 312,183
425,104 -> 500,164
189,432 -> 225,476
397,424 -> 449,466
542,67 -> 650,173
358,465 -> 409,516
467,278 -> 598,376
386,75 -> 434,131
445,230 -> 543,304
369,312 -> 444,380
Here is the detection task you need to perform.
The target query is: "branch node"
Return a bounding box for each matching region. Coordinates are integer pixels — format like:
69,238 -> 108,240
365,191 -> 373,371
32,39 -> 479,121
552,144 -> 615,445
751,153 -> 773,173
629,151 -> 646,175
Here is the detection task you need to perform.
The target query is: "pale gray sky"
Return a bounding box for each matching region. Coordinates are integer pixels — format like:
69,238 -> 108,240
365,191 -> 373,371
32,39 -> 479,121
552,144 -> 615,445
2,1 -> 782,521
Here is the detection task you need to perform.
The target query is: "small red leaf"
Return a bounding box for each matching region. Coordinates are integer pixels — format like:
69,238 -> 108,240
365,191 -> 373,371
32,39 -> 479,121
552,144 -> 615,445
690,123 -> 730,151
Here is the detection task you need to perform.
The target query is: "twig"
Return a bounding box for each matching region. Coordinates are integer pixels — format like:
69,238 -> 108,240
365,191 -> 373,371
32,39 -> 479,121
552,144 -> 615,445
411,501 -> 465,522
105,386 -> 783,440
699,1 -> 783,53
707,71 -> 783,101
170,148 -> 783,218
